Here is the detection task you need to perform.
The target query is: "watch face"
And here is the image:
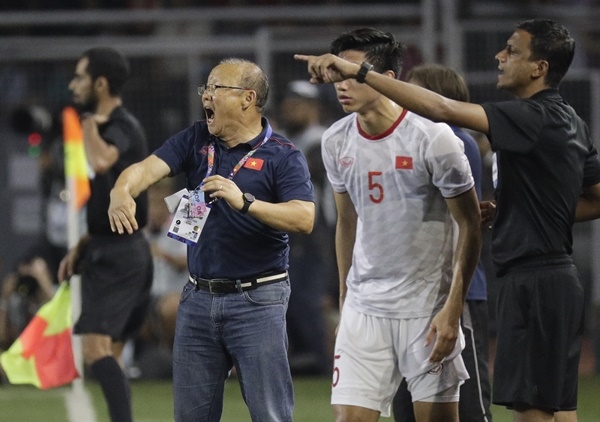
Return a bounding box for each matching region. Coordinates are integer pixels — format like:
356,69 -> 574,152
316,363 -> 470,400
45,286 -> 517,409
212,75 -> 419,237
243,193 -> 255,202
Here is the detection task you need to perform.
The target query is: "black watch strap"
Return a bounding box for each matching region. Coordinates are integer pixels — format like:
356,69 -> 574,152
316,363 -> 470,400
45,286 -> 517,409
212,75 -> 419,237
356,61 -> 374,83
240,193 -> 255,215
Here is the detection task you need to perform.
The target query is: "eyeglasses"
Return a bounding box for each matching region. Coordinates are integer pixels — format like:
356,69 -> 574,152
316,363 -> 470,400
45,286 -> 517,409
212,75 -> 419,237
197,83 -> 250,96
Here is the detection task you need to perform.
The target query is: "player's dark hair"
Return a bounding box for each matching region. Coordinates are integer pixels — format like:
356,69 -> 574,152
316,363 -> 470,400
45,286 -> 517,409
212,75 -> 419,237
81,47 -> 130,96
330,27 -> 405,79
516,19 -> 574,88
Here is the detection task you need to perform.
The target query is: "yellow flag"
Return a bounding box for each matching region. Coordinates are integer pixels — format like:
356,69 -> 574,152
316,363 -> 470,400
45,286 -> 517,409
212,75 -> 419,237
62,106 -> 90,209
0,283 -> 79,389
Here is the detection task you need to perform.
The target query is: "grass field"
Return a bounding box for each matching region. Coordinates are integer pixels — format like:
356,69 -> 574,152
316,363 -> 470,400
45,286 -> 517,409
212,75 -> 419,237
2,375 -> 600,421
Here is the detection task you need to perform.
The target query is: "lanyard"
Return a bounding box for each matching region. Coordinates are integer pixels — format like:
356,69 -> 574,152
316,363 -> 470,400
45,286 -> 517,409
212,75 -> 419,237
178,125 -> 274,239
203,124 -> 272,183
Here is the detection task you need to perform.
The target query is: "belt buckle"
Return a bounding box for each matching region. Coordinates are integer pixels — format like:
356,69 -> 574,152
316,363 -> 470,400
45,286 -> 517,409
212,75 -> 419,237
208,279 -> 216,294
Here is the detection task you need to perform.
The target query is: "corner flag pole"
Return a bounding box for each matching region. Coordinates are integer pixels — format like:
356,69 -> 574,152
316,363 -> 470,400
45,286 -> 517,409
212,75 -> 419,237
62,106 -> 91,389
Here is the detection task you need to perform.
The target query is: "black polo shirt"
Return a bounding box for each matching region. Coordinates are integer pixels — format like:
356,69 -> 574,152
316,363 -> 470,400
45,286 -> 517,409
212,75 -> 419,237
87,106 -> 149,235
153,117 -> 315,279
482,89 -> 600,275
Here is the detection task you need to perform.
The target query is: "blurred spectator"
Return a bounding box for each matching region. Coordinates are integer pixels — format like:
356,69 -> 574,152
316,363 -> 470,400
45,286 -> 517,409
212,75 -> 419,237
8,105 -> 81,283
34,131 -> 74,280
129,178 -> 187,379
145,178 -> 187,305
279,80 -> 336,376
279,80 -> 328,155
0,257 -> 56,351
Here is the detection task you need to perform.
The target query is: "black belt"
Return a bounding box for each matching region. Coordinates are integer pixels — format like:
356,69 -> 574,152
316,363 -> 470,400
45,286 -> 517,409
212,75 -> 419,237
188,272 -> 288,294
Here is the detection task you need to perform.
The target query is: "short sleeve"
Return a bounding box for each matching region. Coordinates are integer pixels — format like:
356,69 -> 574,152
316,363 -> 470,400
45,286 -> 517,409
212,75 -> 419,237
275,147 -> 315,203
102,119 -> 131,153
425,126 -> 474,198
321,129 -> 346,193
482,99 -> 545,153
153,125 -> 198,176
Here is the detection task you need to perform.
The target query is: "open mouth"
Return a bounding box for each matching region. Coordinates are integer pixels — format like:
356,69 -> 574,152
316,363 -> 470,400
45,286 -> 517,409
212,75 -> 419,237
204,107 -> 215,124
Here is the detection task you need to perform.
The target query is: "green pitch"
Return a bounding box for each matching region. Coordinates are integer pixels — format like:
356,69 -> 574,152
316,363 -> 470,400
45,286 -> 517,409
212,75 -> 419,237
1,376 -> 600,421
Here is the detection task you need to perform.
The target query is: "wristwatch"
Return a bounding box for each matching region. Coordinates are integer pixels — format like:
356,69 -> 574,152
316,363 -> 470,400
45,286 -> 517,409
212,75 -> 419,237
240,192 -> 255,214
355,61 -> 374,83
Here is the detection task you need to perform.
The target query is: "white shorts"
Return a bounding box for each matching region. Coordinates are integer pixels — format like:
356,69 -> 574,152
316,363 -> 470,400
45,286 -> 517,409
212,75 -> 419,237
331,304 -> 469,417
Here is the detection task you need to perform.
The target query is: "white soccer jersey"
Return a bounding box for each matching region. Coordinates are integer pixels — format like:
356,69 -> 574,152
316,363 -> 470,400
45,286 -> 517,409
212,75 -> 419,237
322,110 -> 474,318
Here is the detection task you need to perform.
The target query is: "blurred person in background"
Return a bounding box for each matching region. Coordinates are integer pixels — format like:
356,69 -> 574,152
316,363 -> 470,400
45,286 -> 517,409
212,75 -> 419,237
393,64 -> 492,422
107,58 -> 315,422
57,47 -> 153,422
279,79 -> 328,155
131,178 -> 187,380
279,80 -> 335,375
8,104 -> 78,283
296,18 -> 600,422
0,257 -> 56,353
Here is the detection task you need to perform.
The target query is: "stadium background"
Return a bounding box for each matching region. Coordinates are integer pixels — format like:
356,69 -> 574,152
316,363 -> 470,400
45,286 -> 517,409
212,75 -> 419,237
0,1 -> 600,420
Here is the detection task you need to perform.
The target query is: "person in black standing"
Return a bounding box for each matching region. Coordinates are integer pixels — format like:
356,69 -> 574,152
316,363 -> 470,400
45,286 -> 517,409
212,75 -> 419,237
296,19 -> 600,422
58,47 -> 152,422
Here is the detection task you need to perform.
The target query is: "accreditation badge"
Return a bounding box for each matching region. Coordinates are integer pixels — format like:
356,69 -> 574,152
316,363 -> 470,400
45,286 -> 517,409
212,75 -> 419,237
166,194 -> 211,245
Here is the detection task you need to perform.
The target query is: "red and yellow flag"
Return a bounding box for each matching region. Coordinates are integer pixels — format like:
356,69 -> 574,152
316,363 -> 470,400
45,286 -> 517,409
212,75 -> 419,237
395,155 -> 413,170
62,106 -> 90,209
244,157 -> 264,171
0,282 -> 79,389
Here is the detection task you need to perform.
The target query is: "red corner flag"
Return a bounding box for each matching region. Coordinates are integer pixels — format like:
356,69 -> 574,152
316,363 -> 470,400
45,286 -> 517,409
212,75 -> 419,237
0,283 -> 79,389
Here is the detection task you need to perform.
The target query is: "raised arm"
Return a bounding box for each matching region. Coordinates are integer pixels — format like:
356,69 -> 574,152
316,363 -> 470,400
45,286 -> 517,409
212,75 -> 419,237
245,199 -> 314,234
108,154 -> 171,234
81,113 -> 120,174
199,173 -> 315,235
294,53 -> 490,134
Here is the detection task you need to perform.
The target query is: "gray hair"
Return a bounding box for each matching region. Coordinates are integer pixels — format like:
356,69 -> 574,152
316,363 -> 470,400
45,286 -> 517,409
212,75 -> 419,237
220,58 -> 269,111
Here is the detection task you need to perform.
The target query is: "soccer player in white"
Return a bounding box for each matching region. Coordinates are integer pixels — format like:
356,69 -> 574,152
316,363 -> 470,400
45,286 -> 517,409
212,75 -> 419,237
317,28 -> 482,422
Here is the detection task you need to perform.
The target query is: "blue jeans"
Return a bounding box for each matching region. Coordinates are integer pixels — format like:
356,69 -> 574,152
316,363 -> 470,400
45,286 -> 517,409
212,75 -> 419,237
173,279 -> 293,422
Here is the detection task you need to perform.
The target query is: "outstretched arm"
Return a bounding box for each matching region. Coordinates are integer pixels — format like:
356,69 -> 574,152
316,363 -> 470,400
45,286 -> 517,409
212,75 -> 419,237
294,53 -> 490,134
108,154 -> 171,234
